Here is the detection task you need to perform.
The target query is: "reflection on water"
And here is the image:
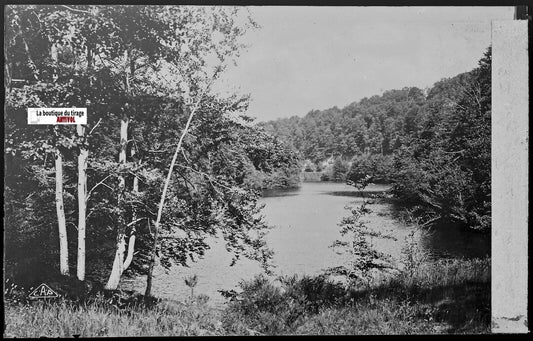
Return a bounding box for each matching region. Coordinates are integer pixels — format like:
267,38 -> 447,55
126,182 -> 490,305
421,221 -> 490,259
326,190 -> 390,197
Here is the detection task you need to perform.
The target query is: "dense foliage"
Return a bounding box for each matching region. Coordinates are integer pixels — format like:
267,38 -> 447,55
220,257 -> 490,335
261,48 -> 492,231
4,5 -> 299,288
260,87 -> 426,163
391,49 -> 491,230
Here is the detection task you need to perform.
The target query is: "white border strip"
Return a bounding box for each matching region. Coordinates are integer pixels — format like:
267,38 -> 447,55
491,20 -> 529,333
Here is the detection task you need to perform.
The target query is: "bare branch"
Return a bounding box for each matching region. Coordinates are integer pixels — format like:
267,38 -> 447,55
181,149 -> 191,163
86,174 -> 113,201
176,171 -> 197,195
148,148 -> 174,153
419,216 -> 441,228
60,5 -> 91,15
148,219 -> 152,235
67,221 -> 78,231
175,163 -> 233,192
127,217 -> 147,227
442,149 -> 465,154
88,118 -> 103,136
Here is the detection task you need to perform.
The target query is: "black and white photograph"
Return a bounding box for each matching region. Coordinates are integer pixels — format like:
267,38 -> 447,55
3,4 -> 528,336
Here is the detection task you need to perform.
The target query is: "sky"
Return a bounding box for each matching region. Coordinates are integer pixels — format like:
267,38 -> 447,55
211,6 -> 514,122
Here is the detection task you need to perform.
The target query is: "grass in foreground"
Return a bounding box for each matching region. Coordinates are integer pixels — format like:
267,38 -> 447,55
4,295 -> 224,337
4,257 -> 490,337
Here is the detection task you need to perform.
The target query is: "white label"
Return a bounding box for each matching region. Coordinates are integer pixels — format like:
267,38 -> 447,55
27,108 -> 87,125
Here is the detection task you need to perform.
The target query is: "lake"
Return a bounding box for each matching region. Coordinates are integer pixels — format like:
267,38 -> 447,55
126,182 -> 490,305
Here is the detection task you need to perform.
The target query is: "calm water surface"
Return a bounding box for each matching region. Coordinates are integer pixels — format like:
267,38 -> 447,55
127,182 -> 489,305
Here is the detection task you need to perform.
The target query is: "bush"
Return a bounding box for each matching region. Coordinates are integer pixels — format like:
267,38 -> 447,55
222,274 -> 350,335
391,147 -> 490,230
221,257 -> 490,335
347,154 -> 394,184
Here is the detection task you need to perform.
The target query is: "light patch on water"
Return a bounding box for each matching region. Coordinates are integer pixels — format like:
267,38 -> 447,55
124,182 -> 488,306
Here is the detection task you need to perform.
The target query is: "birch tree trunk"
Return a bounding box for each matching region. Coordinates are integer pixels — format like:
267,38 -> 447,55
51,43 -> 70,276
76,124 -> 88,281
145,86 -> 209,297
105,48 -> 141,290
123,144 -> 139,271
105,117 -> 129,289
105,233 -> 126,289
55,149 -> 69,276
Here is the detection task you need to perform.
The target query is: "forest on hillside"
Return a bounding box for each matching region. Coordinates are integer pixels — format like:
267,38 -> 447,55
260,48 -> 491,231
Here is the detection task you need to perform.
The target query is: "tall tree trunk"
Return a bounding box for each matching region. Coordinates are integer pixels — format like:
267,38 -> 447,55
51,44 -> 69,276
145,87 -> 208,297
105,234 -> 126,290
105,117 -> 129,290
55,149 -> 69,276
50,43 -> 58,81
76,125 -> 88,281
4,60 -> 12,92
105,48 -> 140,290
124,143 -> 139,271
122,232 -> 136,271
77,41 -> 92,282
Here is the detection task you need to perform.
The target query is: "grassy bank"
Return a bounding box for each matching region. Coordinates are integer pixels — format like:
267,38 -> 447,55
4,295 -> 225,337
4,258 -> 490,337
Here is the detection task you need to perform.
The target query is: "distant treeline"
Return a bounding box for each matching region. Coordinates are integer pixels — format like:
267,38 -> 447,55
260,48 -> 492,231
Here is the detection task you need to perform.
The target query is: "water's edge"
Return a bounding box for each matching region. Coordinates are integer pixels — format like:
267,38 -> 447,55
125,182 -> 489,306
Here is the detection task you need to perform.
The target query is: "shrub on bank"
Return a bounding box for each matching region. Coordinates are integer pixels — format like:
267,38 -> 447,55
3,258 -> 490,337
222,257 -> 490,335
221,274 -> 353,335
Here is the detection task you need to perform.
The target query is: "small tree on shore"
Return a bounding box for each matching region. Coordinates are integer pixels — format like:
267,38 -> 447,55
328,180 -> 397,287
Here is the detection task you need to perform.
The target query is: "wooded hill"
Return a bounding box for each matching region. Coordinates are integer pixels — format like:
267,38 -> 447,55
260,48 -> 492,232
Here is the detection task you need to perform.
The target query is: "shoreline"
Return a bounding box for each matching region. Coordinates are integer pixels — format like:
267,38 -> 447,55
4,257 -> 490,337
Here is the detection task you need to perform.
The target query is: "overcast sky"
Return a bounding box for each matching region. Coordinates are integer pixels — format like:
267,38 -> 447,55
212,6 -> 515,122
